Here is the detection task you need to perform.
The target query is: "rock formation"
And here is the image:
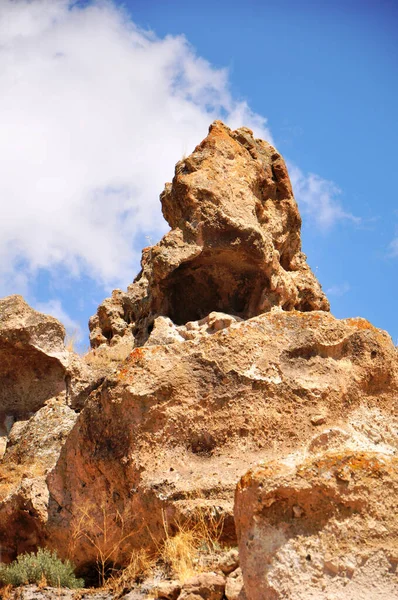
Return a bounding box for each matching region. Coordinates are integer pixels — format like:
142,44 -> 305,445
235,448 -> 398,599
0,297 -> 104,558
0,295 -> 103,422
89,121 -> 329,348
0,295 -> 67,424
0,122 -> 397,600
45,309 -> 398,571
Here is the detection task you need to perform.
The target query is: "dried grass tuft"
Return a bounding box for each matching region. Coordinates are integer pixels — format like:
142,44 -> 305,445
160,505 -> 225,582
84,340 -> 133,370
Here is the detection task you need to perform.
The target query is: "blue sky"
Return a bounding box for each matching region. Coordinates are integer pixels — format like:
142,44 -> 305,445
0,0 -> 397,348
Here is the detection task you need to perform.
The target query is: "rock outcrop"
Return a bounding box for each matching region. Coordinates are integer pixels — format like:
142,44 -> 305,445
235,447 -> 398,599
0,297 -> 104,559
0,295 -> 68,425
44,310 -> 398,570
0,397 -> 78,558
0,122 -> 397,600
89,121 -> 329,348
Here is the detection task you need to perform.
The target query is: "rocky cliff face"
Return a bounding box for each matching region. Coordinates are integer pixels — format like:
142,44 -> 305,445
0,122 -> 397,599
89,121 -> 329,348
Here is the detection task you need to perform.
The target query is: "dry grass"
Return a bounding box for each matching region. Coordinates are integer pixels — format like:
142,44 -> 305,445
68,494 -> 226,592
160,506 -> 225,582
161,528 -> 197,582
70,496 -> 145,587
65,329 -> 80,353
84,340 -> 133,371
104,549 -> 155,597
104,504 -> 226,593
0,584 -> 13,599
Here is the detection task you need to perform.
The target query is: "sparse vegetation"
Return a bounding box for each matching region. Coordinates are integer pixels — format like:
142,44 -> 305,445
70,496 -> 145,587
104,548 -> 155,596
65,328 -> 80,353
160,505 -> 226,582
84,340 -> 133,370
0,548 -> 83,588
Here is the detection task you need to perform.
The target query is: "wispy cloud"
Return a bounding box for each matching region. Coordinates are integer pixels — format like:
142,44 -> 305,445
288,164 -> 359,230
326,283 -> 351,297
389,236 -> 398,257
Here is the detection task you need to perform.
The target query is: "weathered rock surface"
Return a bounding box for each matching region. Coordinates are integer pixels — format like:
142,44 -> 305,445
0,397 -> 78,559
89,121 -> 329,348
155,580 -> 181,599
0,295 -> 67,423
178,572 -> 225,600
42,309 -> 398,569
235,447 -> 398,599
0,298 -> 105,559
225,568 -> 246,600
0,295 -> 103,420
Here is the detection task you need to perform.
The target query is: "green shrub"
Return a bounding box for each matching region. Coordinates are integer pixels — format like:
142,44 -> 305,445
0,548 -> 84,588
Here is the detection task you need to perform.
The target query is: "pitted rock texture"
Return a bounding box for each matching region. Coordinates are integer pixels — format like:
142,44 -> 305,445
0,295 -> 68,422
0,295 -> 105,425
37,310 -> 398,569
89,121 -> 329,348
0,297 -> 106,560
0,397 -> 78,560
1,124 -> 397,600
235,449 -> 398,600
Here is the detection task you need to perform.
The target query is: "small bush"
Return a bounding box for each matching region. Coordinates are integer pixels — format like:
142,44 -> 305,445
0,548 -> 84,589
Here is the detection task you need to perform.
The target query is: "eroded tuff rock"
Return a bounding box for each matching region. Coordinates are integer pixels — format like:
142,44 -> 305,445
0,295 -> 104,429
0,397 -> 78,559
41,310 -> 398,569
89,121 -> 329,348
0,295 -> 67,423
1,123 -> 397,600
0,297 -> 106,559
235,448 -> 398,599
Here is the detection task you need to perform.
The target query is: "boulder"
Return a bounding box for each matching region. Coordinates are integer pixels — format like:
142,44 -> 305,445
0,295 -> 103,417
0,295 -> 68,422
235,448 -> 398,599
155,580 -> 181,599
216,548 -> 239,575
178,572 -> 225,600
89,121 -> 329,348
0,297 -> 104,559
225,568 -> 246,600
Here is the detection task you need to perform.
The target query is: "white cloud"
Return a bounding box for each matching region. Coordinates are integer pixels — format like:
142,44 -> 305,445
0,0 -> 356,301
35,298 -> 83,343
288,164 -> 359,230
0,0 -> 271,291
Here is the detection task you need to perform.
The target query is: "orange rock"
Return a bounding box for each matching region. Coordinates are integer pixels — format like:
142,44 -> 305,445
235,449 -> 398,599
89,121 -> 329,348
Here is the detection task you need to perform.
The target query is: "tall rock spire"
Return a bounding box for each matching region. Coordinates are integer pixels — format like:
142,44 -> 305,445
89,121 -> 329,347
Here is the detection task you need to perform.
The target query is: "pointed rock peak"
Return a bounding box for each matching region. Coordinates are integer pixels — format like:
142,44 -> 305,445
89,121 -> 329,348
